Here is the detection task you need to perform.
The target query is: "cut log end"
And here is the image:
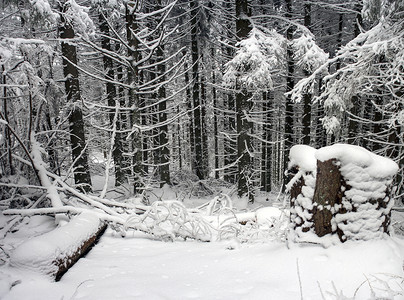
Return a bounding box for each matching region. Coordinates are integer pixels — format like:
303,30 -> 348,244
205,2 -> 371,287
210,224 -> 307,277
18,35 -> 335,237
54,223 -> 107,281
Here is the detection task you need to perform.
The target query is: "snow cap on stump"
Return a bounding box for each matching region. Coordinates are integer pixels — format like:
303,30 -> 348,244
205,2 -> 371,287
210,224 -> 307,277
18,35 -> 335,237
315,144 -> 398,179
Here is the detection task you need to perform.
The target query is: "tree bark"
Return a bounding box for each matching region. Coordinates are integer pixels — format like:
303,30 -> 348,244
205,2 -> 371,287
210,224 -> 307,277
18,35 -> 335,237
1,62 -> 14,175
312,159 -> 343,237
190,0 -> 205,180
261,91 -> 272,192
125,3 -> 142,193
99,11 -> 125,186
59,3 -> 92,192
156,43 -> 170,186
212,48 -> 219,179
282,0 -> 295,192
235,0 -> 253,201
302,3 -> 312,146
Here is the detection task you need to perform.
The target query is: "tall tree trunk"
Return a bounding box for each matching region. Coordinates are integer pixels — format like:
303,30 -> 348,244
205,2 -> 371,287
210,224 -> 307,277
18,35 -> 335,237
184,53 -> 195,171
125,2 -> 142,193
1,62 -> 14,175
200,67 -> 209,178
347,3 -> 363,145
212,50 -> 219,179
282,0 -> 294,192
190,0 -> 205,180
115,43 -> 128,177
302,3 -> 312,145
99,11 -> 125,186
224,43 -> 237,183
261,92 -> 272,192
156,42 -> 170,186
177,105 -> 183,170
235,0 -> 253,200
59,3 -> 92,192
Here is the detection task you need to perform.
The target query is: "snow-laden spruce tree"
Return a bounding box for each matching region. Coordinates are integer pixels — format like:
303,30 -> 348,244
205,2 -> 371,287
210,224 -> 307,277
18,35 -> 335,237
290,0 -> 404,200
223,27 -> 285,201
292,32 -> 328,145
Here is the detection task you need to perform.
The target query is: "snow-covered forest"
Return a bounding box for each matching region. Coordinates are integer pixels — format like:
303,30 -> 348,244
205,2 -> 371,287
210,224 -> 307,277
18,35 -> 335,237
1,0 -> 404,299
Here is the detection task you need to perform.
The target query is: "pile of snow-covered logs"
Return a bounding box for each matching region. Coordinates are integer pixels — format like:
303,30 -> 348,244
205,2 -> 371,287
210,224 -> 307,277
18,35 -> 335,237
10,212 -> 106,281
287,144 -> 398,245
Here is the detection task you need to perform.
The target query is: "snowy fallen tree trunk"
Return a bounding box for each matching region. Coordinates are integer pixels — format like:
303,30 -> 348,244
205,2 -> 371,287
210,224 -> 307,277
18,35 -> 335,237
288,144 -> 398,246
10,212 -> 106,281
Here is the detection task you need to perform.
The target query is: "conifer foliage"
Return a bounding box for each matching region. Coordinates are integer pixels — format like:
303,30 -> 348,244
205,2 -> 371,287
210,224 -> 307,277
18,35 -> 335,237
0,0 -> 403,204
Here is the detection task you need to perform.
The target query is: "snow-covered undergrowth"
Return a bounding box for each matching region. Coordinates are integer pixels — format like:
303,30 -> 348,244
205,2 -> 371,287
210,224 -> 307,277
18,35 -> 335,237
1,160 -> 403,299
0,191 -> 403,299
0,224 -> 403,300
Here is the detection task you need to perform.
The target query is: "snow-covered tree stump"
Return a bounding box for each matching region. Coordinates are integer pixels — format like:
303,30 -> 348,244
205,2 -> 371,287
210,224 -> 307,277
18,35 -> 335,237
10,212 -> 107,281
288,144 -> 398,245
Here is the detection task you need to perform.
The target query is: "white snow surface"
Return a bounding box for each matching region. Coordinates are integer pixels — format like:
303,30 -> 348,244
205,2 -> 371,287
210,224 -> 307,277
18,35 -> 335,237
1,227 -> 403,300
288,145 -> 317,173
315,144 -> 398,179
9,212 -> 102,277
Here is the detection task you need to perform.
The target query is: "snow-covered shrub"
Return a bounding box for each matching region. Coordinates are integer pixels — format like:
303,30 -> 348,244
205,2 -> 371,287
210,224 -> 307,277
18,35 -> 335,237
170,170 -> 232,198
124,201 -> 213,242
288,144 -> 398,246
217,206 -> 289,243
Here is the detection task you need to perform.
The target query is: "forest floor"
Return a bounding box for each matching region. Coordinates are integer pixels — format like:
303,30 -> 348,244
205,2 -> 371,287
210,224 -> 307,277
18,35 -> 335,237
1,179 -> 404,300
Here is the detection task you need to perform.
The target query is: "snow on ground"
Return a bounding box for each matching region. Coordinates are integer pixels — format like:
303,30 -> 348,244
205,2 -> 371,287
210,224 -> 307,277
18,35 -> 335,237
1,216 -> 403,299
1,181 -> 403,300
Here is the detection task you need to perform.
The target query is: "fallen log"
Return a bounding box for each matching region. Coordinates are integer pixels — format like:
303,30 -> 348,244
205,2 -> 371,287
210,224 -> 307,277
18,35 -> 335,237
10,212 -> 107,281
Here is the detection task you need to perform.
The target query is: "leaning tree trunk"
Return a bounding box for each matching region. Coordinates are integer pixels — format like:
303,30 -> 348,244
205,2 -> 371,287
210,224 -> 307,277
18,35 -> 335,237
59,3 -> 92,192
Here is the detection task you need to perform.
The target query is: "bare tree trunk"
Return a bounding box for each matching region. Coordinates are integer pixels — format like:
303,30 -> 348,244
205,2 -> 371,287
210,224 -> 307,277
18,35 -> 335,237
235,0 -> 253,201
261,91 -> 272,192
99,11 -> 125,186
200,68 -> 209,178
59,3 -> 92,192
125,2 -> 142,193
190,0 -> 205,180
347,3 -> 363,145
212,48 -> 219,179
302,3 -> 312,146
282,0 -> 295,192
184,54 -> 195,171
1,63 -> 14,175
156,43 -> 170,186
